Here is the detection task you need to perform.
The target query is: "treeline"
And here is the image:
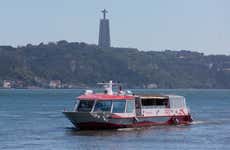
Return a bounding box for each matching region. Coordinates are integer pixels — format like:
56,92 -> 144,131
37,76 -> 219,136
0,40 -> 230,88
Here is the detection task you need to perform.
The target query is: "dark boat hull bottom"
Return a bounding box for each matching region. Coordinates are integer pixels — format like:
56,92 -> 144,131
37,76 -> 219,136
63,112 -> 192,130
78,117 -> 192,130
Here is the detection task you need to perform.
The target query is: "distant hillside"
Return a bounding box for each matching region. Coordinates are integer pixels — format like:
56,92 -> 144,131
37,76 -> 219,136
0,41 -> 230,88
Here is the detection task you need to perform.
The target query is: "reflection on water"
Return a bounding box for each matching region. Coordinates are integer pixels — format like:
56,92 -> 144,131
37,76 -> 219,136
66,124 -> 192,137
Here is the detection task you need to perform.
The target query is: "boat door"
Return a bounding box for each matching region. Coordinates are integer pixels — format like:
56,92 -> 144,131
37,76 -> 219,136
135,97 -> 142,116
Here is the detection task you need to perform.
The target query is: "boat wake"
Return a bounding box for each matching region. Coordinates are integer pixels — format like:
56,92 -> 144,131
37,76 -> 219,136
190,120 -> 207,125
117,128 -> 137,131
190,118 -> 230,125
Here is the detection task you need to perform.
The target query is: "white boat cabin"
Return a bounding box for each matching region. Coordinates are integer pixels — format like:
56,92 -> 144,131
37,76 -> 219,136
74,94 -> 189,117
135,94 -> 189,117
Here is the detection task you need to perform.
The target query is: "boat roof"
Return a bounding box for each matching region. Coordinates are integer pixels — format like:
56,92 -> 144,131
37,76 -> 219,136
137,94 -> 169,99
78,93 -> 134,100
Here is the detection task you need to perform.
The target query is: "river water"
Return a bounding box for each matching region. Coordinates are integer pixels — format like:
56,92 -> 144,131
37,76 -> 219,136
0,89 -> 230,150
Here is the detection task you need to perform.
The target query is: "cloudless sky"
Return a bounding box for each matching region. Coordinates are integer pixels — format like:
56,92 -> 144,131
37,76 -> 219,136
0,0 -> 229,54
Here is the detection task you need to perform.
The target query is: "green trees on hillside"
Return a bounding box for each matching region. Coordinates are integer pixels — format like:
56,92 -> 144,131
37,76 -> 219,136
0,42 -> 230,88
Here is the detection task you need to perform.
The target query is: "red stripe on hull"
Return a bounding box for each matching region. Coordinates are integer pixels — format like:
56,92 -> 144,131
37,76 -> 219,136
75,115 -> 192,130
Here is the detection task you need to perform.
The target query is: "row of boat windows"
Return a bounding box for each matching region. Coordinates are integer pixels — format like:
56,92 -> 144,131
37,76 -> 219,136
76,97 -> 185,113
141,99 -> 169,108
140,98 -> 186,109
77,100 -> 135,113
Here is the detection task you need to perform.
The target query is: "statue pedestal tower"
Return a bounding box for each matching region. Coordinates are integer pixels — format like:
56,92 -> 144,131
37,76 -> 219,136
98,9 -> 111,48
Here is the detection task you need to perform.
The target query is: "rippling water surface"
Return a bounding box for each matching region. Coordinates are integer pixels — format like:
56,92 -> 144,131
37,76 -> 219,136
0,89 -> 230,150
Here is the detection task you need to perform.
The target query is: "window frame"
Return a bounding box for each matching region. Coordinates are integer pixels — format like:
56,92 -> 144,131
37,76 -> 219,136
93,100 -> 112,113
74,99 -> 80,111
126,100 -> 135,113
141,98 -> 169,109
77,100 -> 95,112
111,100 -> 126,113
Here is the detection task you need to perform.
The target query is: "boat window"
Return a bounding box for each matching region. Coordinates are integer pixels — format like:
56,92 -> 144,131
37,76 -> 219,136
126,100 -> 135,113
94,100 -> 112,112
77,100 -> 94,112
112,101 -> 126,113
141,98 -> 169,109
169,96 -> 185,108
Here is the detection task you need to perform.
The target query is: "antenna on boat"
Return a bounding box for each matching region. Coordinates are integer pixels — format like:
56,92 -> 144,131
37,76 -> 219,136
97,80 -> 122,95
97,80 -> 114,95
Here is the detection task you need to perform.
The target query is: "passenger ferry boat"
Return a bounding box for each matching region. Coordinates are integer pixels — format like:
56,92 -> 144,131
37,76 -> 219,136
63,81 -> 192,129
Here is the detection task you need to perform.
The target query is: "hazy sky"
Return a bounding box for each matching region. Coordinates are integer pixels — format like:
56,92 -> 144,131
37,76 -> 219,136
0,0 -> 229,54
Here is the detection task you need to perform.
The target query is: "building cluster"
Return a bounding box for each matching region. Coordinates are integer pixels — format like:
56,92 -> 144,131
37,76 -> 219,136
1,80 -> 68,89
2,80 -> 24,88
3,80 -> 11,88
49,80 -> 61,88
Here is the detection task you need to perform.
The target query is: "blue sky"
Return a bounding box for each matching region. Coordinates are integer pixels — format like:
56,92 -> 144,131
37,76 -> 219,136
0,0 -> 229,54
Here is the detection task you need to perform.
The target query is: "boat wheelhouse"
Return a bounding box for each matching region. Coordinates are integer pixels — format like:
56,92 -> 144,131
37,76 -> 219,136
63,81 -> 192,129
